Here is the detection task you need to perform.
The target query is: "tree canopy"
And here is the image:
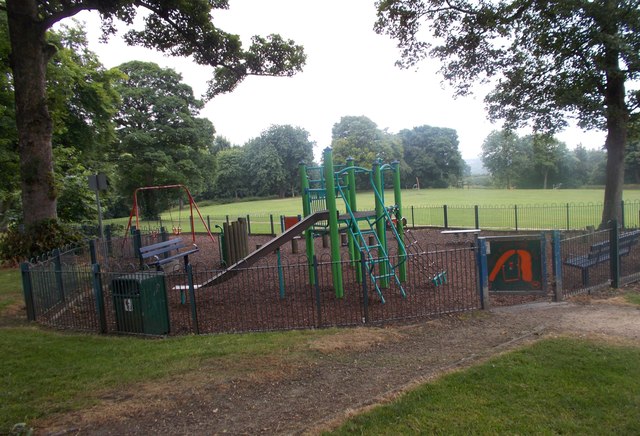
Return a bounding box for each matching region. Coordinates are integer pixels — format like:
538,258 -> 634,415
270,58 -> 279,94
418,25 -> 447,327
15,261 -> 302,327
331,115 -> 402,166
112,61 -> 215,218
375,0 -> 640,225
398,125 -> 464,188
245,125 -> 315,197
3,0 -> 306,228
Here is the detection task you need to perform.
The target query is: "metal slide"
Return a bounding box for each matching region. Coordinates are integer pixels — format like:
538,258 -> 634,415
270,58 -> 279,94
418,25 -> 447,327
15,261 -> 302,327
183,210 -> 330,289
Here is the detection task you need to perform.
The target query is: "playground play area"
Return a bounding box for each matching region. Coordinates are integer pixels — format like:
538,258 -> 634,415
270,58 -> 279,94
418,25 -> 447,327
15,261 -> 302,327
22,148 -> 640,336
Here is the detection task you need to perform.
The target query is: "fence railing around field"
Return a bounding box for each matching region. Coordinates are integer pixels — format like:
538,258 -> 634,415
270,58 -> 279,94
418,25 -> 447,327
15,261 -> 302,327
408,200 -> 640,231
117,200 -> 640,237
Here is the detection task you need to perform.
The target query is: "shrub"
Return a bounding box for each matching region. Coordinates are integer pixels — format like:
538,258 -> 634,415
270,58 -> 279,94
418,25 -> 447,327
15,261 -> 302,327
0,219 -> 83,265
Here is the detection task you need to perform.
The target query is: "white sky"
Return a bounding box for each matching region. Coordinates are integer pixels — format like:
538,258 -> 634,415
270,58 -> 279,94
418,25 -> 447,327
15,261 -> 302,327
78,0 -> 606,160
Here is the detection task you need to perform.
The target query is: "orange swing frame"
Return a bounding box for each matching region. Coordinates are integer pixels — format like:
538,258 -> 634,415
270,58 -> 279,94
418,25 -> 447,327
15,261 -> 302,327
124,184 -> 216,245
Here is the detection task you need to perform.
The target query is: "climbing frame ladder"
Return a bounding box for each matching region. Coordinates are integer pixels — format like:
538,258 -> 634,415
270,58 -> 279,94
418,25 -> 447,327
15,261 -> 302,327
403,228 -> 448,286
335,168 -> 407,303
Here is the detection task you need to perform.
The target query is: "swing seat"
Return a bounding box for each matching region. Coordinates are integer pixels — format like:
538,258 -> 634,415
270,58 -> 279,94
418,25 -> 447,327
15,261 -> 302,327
139,238 -> 199,271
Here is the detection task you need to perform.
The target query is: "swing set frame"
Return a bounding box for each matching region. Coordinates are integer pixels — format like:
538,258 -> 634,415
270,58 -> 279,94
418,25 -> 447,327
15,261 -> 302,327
124,184 -> 216,245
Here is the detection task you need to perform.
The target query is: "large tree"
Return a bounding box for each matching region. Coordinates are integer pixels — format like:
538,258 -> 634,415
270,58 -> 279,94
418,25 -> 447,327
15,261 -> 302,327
3,0 -> 305,227
481,130 -> 527,189
398,125 -> 463,188
331,115 -> 402,165
246,124 -> 314,197
113,61 -> 214,218
0,17 -> 120,227
212,147 -> 246,199
375,0 -> 640,226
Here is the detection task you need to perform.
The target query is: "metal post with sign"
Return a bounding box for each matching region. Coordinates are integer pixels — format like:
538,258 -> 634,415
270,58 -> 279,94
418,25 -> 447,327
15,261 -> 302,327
88,173 -> 108,240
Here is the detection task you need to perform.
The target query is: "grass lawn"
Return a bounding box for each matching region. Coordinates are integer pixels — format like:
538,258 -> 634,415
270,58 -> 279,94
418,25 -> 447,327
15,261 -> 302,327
0,268 -> 21,316
0,322 -> 334,432
109,188 -> 640,234
328,337 -> 640,435
624,291 -> 640,305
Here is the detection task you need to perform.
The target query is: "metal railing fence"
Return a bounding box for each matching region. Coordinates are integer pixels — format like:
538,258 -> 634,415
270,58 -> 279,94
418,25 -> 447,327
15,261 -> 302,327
21,244 -> 481,335
93,200 -> 640,237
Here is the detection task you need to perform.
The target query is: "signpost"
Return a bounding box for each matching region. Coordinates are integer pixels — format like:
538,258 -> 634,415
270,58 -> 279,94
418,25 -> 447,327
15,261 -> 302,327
88,173 -> 108,240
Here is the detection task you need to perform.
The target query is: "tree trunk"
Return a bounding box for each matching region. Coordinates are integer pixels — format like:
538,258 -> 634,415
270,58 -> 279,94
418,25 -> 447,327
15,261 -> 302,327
599,11 -> 628,229
7,0 -> 57,225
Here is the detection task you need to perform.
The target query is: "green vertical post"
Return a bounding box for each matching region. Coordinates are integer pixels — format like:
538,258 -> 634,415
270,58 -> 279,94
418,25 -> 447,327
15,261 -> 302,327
552,230 -> 563,302
300,161 -> 316,285
610,219 -> 620,288
323,148 -> 344,298
92,263 -> 107,334
346,157 -> 361,281
392,160 -> 406,281
277,248 -> 286,299
373,159 -> 388,287
477,238 -> 490,310
21,262 -> 36,321
53,248 -> 65,303
187,264 -> 199,334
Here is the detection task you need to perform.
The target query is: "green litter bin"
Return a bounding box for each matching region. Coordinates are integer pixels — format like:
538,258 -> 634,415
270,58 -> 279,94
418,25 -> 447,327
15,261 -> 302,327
111,272 -> 170,335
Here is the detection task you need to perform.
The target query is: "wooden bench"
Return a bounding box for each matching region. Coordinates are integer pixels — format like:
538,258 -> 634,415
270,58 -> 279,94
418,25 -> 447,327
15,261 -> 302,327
563,230 -> 640,286
139,238 -> 199,271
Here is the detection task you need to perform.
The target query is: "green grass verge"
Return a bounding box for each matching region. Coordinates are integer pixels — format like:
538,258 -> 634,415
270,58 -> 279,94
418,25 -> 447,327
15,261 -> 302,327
0,326 -> 332,432
328,337 -> 640,435
0,268 -> 21,315
624,291 -> 640,306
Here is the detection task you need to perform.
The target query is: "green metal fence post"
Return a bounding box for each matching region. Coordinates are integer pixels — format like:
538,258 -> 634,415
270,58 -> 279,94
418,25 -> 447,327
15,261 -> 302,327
187,264 -> 199,334
89,239 -> 97,265
133,229 -> 142,268
477,238 -> 490,310
443,205 -> 449,229
566,203 -> 570,231
610,219 -> 620,288
20,262 -> 36,321
246,214 -> 251,235
313,256 -> 322,327
360,251 -> 369,324
53,248 -> 65,303
474,205 -> 480,229
277,248 -> 285,300
105,225 -> 113,257
621,200 -> 625,229
514,205 -> 519,231
411,205 -> 415,228
552,230 -> 563,301
270,214 -> 275,235
91,263 -> 107,333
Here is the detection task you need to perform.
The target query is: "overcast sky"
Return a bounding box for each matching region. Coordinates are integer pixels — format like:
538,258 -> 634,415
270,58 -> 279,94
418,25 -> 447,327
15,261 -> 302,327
79,0 -> 606,161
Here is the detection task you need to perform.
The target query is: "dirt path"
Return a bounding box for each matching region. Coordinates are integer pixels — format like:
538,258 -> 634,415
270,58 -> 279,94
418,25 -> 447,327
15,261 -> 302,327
39,289 -> 640,435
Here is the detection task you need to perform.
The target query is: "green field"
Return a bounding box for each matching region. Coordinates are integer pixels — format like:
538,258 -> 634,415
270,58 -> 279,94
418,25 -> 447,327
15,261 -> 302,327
329,338 -> 640,435
113,188 -> 640,235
